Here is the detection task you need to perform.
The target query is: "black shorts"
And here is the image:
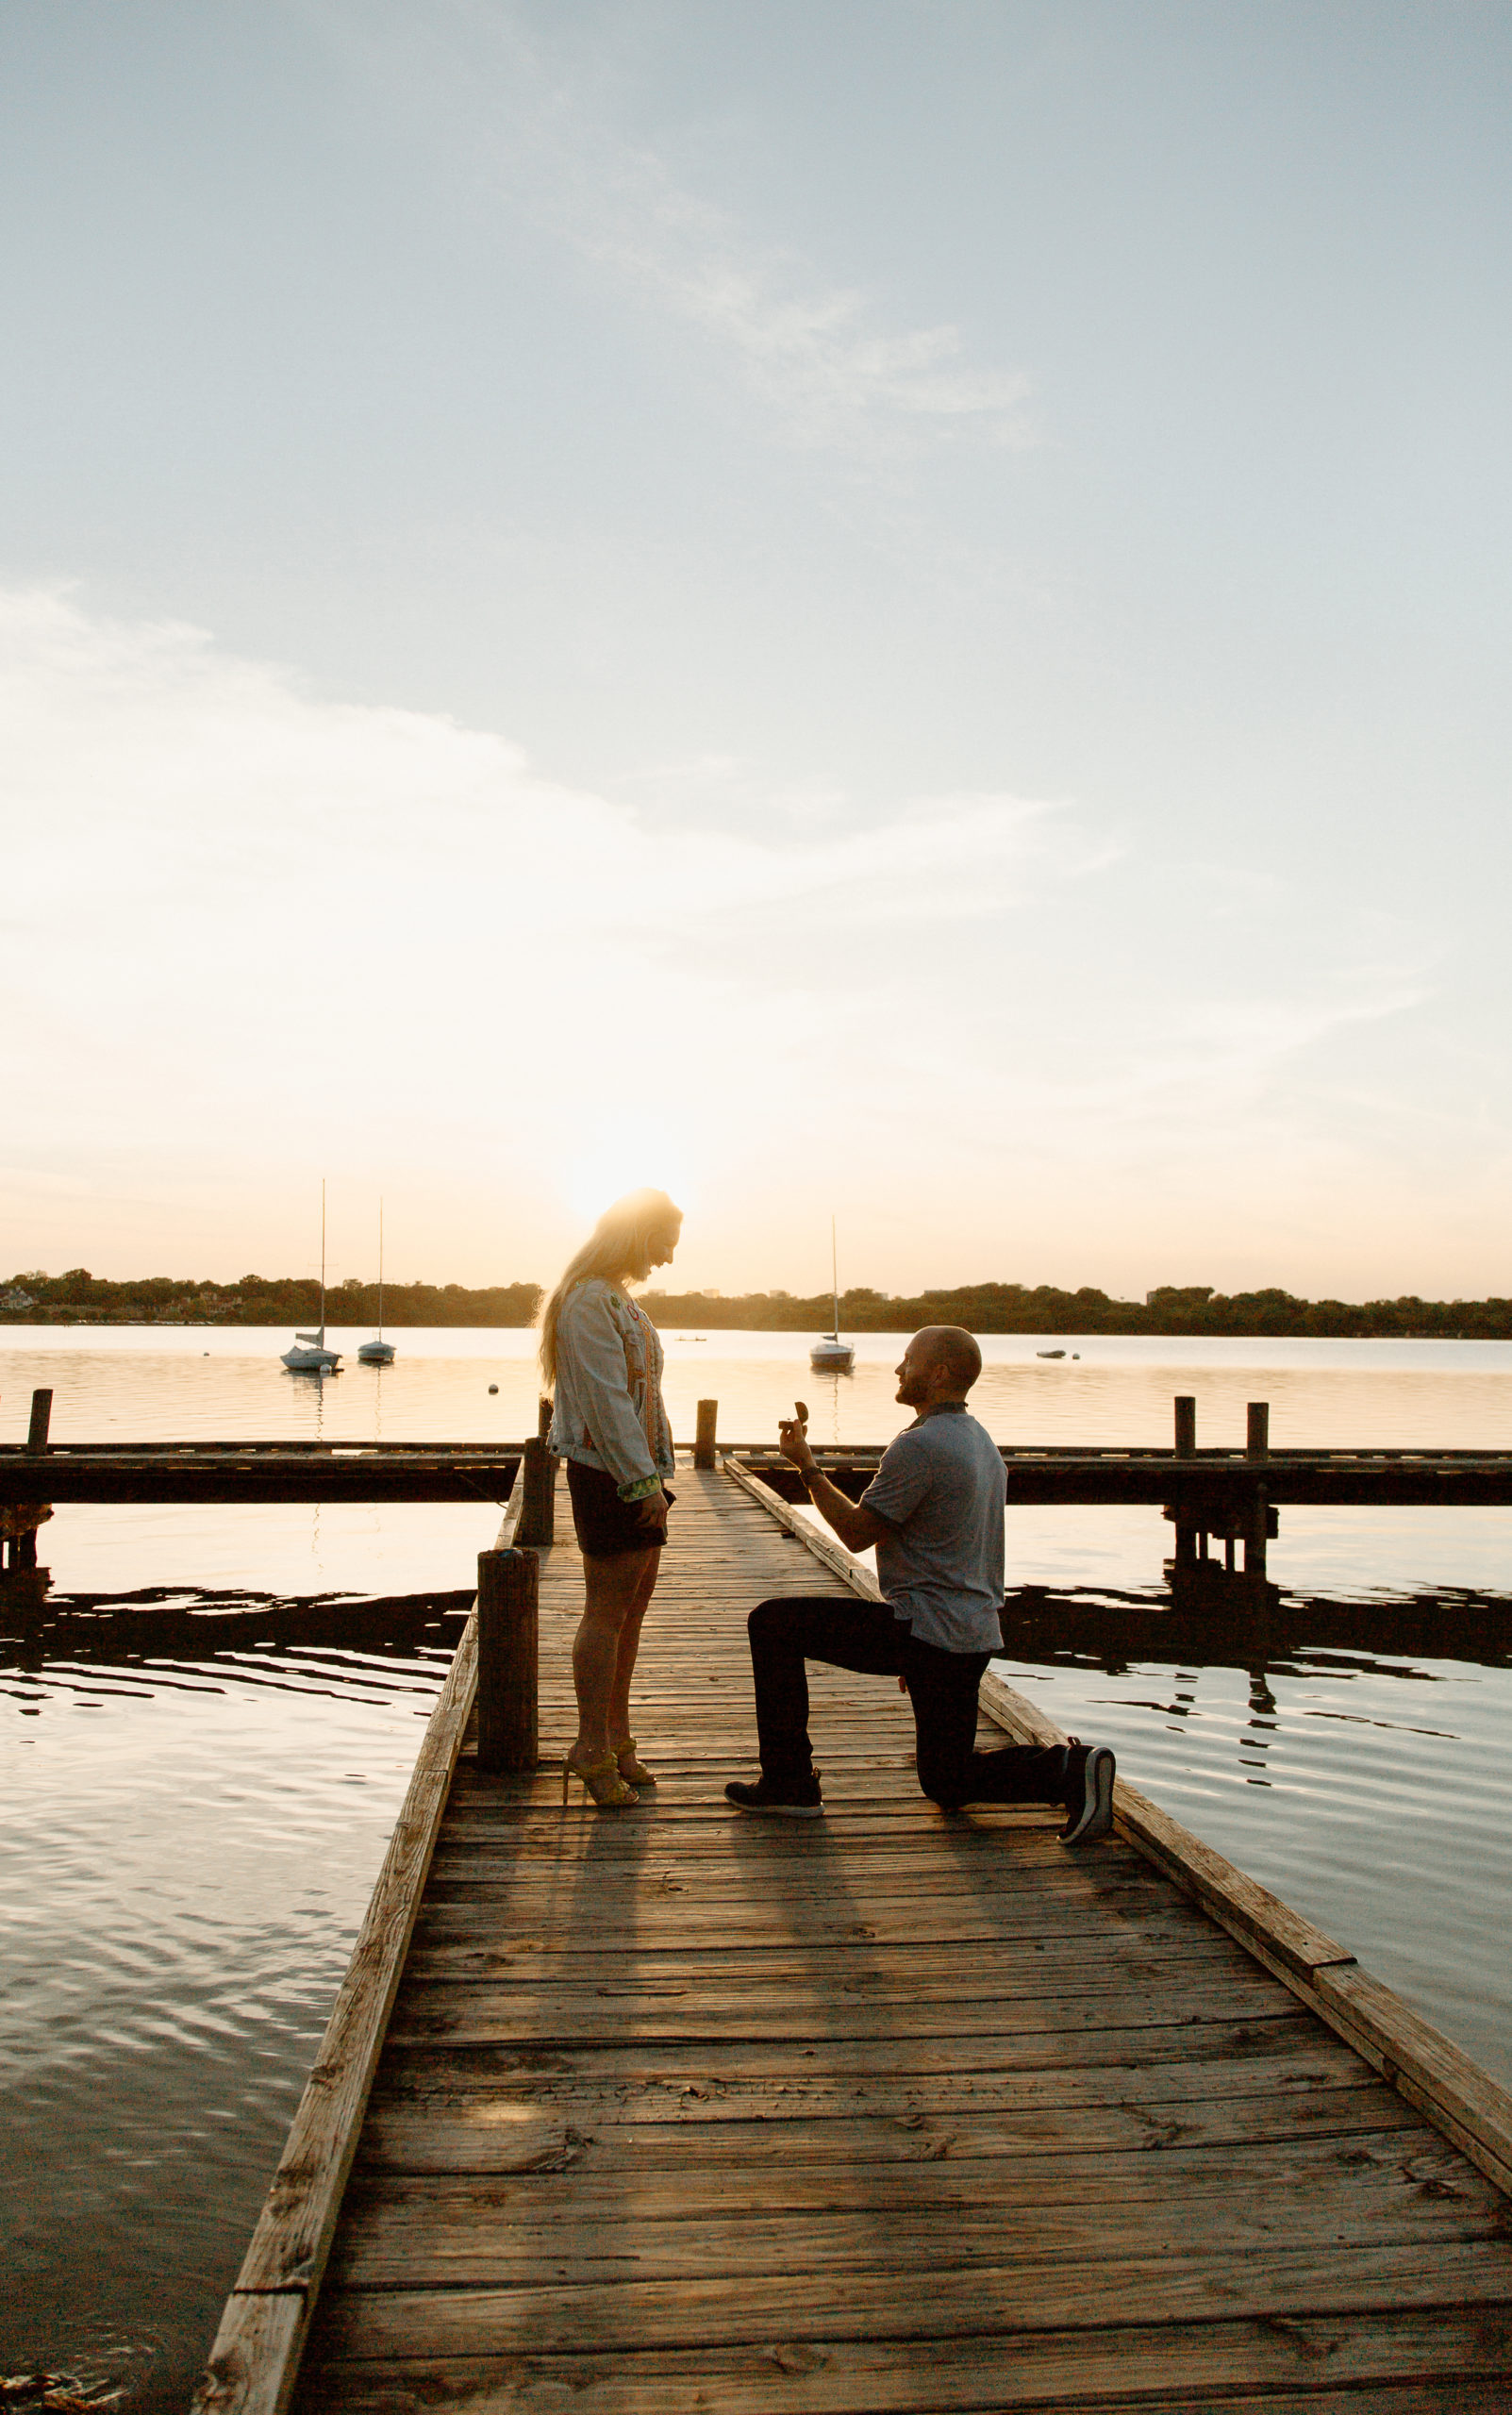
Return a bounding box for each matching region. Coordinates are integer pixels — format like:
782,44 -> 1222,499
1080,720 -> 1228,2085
566,1460 -> 674,1559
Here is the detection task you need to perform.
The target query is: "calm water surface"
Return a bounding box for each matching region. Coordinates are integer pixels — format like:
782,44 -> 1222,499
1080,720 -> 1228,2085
3,1325 -> 1510,2403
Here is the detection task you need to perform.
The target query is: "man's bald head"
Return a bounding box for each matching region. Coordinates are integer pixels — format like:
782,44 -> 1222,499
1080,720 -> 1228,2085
894,1324 -> 982,1411
913,1324 -> 982,1394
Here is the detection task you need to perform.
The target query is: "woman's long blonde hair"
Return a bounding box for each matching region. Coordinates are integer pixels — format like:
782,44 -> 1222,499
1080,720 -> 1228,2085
539,1188 -> 682,1390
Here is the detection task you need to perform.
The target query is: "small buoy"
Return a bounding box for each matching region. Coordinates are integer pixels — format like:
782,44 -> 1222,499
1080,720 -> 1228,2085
203,1351 -> 209,1357
488,1383 -> 498,1394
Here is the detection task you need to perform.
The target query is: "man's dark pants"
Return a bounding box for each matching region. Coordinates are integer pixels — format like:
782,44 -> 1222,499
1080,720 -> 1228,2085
747,1594 -> 1071,1809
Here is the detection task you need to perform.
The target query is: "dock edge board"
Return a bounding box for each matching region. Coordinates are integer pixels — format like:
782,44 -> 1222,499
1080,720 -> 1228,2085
189,1483 -> 526,2415
724,1451 -> 1512,2205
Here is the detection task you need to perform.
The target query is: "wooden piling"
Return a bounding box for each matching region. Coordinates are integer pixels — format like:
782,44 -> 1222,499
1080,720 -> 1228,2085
474,1547 -> 539,1773
514,1438 -> 556,1547
1171,1397 -> 1198,1565
8,1390 -> 55,1566
1244,1485 -> 1270,1581
1245,1404 -> 1271,1575
693,1397 -> 718,1469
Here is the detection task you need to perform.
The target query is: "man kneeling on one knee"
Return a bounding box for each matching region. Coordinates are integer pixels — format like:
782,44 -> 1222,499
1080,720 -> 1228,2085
725,1324 -> 1116,1841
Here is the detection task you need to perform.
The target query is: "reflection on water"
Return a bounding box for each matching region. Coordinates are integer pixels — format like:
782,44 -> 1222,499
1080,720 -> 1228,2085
0,1608 -> 450,2410
5,1326 -> 1512,2401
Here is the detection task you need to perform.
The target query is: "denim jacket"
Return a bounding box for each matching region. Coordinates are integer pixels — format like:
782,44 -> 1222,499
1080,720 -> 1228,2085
548,1277 -> 674,1501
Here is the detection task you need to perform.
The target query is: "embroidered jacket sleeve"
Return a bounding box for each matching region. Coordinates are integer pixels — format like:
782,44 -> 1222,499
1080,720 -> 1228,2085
556,1284 -> 662,1498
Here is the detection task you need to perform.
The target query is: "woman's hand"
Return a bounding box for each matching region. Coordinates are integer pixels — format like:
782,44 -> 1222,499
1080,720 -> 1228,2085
634,1484 -> 670,1536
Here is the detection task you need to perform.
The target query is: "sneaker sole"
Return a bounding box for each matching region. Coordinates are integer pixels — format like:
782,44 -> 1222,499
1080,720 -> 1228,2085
724,1794 -> 824,1817
1060,1748 -> 1115,1844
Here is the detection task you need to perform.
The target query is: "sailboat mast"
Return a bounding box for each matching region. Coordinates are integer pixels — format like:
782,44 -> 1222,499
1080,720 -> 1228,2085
319,1177 -> 327,1348
377,1199 -> 384,1342
831,1213 -> 839,1338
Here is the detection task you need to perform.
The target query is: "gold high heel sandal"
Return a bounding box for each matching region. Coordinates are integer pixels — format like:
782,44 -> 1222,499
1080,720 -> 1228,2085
562,1749 -> 639,1809
613,1734 -> 656,1787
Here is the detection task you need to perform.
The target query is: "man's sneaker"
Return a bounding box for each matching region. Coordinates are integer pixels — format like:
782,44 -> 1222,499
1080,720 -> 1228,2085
1059,1740 -> 1115,1844
724,1771 -> 823,1817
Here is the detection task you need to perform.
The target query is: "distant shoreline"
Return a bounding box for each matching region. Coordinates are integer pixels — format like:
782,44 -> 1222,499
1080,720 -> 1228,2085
4,1273 -> 1512,1341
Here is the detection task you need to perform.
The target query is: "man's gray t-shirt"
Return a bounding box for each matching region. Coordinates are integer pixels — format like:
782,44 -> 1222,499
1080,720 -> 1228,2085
859,1403 -> 1005,1654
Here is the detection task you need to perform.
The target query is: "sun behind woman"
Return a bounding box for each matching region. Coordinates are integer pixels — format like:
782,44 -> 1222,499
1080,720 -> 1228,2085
539,1187 -> 683,1807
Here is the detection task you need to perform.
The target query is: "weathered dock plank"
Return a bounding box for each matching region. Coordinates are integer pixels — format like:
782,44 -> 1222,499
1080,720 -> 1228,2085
245,1459 -> 1512,2413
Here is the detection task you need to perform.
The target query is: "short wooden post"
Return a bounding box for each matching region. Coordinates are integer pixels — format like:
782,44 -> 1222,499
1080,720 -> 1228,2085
515,1436 -> 557,1547
538,1394 -> 553,1441
694,1399 -> 718,1470
1247,1401 -> 1270,1461
476,1548 -> 539,1773
13,1390 -> 53,1567
1169,1396 -> 1198,1567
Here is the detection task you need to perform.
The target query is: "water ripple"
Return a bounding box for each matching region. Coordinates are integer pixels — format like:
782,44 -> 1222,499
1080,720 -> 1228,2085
1,1630 -> 446,2405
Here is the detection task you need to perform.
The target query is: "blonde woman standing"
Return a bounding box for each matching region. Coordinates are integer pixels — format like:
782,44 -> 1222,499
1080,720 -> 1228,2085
540,1188 -> 683,1807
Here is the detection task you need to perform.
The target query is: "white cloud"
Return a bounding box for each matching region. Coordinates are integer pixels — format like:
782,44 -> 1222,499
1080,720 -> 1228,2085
0,583 -> 1074,1158
560,159 -> 1034,455
0,585 -> 1441,1288
331,4 -> 1034,461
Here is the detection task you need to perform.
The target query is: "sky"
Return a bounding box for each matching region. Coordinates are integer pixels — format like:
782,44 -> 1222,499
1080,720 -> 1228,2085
2,0 -> 1510,1302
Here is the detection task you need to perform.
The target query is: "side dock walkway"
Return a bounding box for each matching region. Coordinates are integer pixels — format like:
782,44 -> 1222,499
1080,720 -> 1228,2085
207,1462 -> 1512,2413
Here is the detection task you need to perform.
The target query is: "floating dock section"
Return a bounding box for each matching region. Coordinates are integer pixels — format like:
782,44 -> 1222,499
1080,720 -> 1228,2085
197,1454 -> 1512,2413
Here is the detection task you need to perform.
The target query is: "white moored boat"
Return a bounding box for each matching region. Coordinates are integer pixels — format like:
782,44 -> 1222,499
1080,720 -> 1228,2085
282,1180 -> 342,1373
809,1216 -> 856,1374
809,1334 -> 855,1372
357,1199 -> 396,1365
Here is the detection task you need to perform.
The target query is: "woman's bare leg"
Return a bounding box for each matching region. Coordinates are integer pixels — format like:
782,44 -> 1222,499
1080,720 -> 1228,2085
571,1545 -> 660,1762
607,1549 -> 661,1749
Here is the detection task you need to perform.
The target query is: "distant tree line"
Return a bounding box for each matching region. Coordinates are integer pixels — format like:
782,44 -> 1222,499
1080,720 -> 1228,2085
639,1281 -> 1512,1338
0,1269 -> 541,1327
7,1268 -> 1511,1339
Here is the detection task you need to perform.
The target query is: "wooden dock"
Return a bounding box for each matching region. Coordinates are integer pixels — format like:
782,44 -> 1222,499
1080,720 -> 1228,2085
13,1383 -> 1512,1588
0,1441 -> 525,1506
15,1435 -> 1512,1508
197,1452 -> 1512,2414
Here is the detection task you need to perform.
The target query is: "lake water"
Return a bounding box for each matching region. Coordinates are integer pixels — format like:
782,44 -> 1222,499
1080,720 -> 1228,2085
4,1324 -> 1511,2406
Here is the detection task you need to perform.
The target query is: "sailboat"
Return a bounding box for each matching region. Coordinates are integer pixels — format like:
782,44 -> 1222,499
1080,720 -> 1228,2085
809,1215 -> 856,1374
357,1200 -> 396,1365
282,1180 -> 342,1372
